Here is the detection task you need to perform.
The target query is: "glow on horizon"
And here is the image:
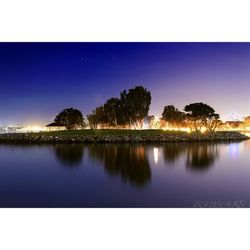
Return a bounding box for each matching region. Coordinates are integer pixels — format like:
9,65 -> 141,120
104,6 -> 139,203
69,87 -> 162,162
20,125 -> 47,133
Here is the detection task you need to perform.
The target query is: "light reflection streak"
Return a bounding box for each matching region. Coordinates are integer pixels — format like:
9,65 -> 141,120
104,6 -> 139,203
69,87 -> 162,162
153,147 -> 159,164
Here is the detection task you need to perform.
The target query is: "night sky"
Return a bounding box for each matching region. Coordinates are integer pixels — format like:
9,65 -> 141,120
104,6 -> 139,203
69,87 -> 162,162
1,42 -> 250,125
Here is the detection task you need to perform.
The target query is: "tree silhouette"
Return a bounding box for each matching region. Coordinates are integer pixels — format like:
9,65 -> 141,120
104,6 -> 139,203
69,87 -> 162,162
184,102 -> 220,132
87,86 -> 151,128
103,98 -> 120,127
125,86 -> 151,128
55,108 -> 84,130
162,105 -> 185,128
87,106 -> 106,129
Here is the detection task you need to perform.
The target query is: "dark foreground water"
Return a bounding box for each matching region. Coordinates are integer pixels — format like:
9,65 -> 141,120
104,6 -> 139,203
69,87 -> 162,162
0,140 -> 250,207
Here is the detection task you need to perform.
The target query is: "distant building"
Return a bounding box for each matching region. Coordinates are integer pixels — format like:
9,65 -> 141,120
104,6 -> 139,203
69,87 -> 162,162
46,122 -> 67,131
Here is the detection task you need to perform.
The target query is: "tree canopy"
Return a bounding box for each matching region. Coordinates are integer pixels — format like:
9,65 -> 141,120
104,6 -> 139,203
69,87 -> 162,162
103,98 -> 120,127
125,86 -> 151,127
55,108 -> 85,130
162,105 -> 185,128
184,102 -> 220,131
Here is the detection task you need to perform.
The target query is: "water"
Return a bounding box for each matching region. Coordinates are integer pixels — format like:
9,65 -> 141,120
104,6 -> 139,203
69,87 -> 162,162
0,140 -> 250,207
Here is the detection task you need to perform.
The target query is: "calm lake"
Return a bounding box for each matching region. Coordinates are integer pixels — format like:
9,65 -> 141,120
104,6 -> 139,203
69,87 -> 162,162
0,140 -> 250,207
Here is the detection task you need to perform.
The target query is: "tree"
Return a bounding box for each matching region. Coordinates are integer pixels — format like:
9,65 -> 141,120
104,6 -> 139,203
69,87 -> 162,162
87,85 -> 151,129
87,105 -> 106,128
103,98 -> 120,127
118,90 -> 130,127
87,113 -> 98,129
206,113 -> 221,132
125,86 -> 151,128
184,102 -> 220,132
95,106 -> 106,124
162,105 -> 186,128
55,108 -> 84,130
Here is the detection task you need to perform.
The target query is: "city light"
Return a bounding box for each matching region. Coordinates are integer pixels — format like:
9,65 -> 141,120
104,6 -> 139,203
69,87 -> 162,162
20,126 -> 47,133
160,126 -> 191,133
1,123 -> 249,133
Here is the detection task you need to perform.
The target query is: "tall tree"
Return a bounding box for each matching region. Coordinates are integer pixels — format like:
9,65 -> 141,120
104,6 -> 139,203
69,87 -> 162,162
119,90 -> 130,127
55,108 -> 84,130
103,98 -> 120,127
125,86 -> 151,128
87,85 -> 151,129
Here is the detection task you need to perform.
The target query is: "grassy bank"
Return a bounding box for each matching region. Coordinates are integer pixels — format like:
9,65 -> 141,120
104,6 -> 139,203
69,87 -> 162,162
34,129 -> 187,137
0,130 -> 248,144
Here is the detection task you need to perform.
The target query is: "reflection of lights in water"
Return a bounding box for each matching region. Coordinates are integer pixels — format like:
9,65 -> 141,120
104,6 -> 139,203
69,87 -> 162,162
229,143 -> 239,159
153,147 -> 159,164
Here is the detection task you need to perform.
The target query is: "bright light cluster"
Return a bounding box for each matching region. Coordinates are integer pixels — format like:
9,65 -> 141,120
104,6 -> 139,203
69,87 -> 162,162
20,126 -> 47,133
162,127 -> 191,133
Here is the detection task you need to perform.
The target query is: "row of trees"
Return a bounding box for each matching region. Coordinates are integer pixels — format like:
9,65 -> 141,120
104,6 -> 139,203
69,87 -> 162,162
161,103 -> 221,132
87,86 -> 151,129
53,86 -> 151,130
52,85 -> 222,132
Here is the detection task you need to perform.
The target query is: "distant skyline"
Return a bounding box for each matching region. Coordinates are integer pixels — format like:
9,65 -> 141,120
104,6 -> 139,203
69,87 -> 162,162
1,42 -> 250,125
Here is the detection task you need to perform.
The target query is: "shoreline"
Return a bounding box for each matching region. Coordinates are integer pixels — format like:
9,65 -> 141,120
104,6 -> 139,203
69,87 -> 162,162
0,130 -> 248,144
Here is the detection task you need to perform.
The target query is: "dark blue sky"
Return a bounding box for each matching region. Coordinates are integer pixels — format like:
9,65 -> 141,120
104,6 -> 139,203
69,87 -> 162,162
1,42 -> 250,125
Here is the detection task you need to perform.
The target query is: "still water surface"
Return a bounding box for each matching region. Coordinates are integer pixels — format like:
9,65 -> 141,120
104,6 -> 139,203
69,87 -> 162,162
0,140 -> 250,207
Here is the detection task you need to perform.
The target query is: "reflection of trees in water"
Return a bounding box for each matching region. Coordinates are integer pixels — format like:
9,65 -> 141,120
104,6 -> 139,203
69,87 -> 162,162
162,143 -> 186,163
161,143 -> 219,171
88,144 -> 151,187
54,144 -> 84,168
51,142 -> 221,174
186,143 -> 219,172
